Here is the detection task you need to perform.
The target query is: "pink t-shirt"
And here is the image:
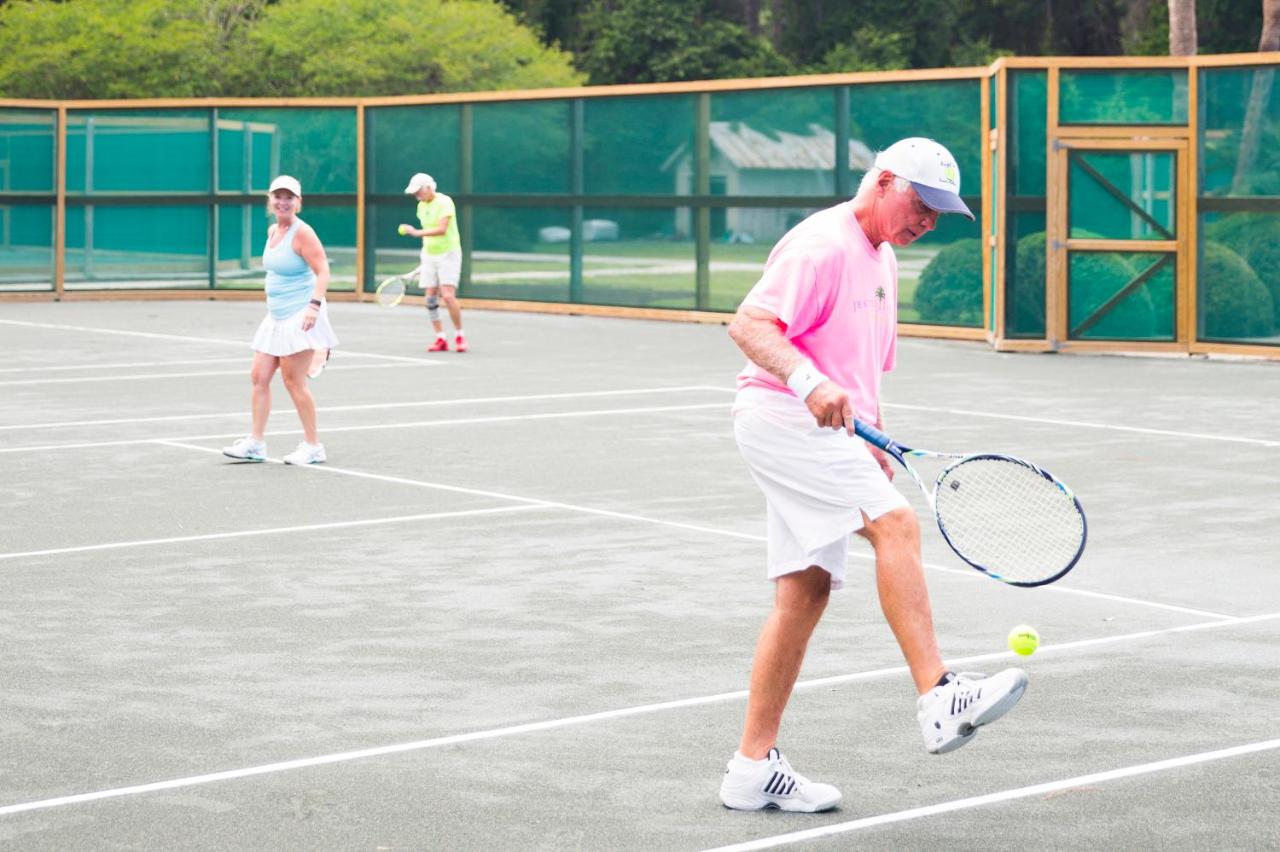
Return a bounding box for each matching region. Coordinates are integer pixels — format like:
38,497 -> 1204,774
736,202 -> 898,423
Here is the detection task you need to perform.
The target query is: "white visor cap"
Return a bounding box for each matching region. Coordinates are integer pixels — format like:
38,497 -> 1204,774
268,174 -> 302,197
873,138 -> 973,220
404,173 -> 437,194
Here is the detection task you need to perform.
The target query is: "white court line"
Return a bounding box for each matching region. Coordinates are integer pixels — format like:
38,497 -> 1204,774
0,402 -> 732,454
158,439 -> 762,544
0,357 -> 246,374
161,440 -> 1233,621
0,362 -> 438,387
0,318 -> 435,365
704,737 -> 1280,851
2,402 -> 1233,620
2,611 -> 1275,818
0,505 -> 546,562
0,385 -> 722,432
692,386 -> 1280,449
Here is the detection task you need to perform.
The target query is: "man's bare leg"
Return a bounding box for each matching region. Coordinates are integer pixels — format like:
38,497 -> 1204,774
858,508 -> 946,694
738,565 -> 831,758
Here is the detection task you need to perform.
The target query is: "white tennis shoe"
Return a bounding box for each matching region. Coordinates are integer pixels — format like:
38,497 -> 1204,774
222,437 -> 267,462
917,669 -> 1028,754
283,441 -> 326,465
719,747 -> 841,812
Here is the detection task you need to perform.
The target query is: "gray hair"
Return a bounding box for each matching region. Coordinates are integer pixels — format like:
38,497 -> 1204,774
857,166 -> 912,198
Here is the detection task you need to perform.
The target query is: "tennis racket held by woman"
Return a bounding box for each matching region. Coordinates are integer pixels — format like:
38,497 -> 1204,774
854,419 -> 1087,587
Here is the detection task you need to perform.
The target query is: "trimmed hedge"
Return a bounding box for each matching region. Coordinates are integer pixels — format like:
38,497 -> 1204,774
913,238 -> 982,326
1204,213 -> 1280,327
1200,240 -> 1275,339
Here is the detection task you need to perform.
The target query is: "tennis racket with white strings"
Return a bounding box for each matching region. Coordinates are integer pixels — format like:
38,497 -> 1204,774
854,419 -> 1087,587
375,265 -> 420,308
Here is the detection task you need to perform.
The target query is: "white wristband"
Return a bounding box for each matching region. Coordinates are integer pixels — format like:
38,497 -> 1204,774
786,361 -> 828,401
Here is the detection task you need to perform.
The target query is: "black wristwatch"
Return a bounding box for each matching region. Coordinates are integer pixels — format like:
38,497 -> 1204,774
309,298 -> 323,308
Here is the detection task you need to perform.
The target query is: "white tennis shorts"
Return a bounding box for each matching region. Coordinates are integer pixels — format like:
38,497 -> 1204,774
733,386 -> 909,590
419,249 -> 461,289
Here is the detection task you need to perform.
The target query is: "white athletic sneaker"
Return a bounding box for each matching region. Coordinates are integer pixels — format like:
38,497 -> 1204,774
222,436 -> 267,462
283,441 -> 326,465
917,669 -> 1028,755
719,747 -> 841,812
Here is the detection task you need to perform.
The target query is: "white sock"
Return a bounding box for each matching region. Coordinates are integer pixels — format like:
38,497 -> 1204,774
455,328 -> 465,337
436,332 -> 447,341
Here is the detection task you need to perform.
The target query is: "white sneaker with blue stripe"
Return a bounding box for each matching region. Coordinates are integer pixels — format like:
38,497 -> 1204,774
917,669 -> 1028,755
719,747 -> 841,812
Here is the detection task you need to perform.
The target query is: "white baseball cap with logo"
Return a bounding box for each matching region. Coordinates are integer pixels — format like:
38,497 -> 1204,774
268,175 -> 302,197
873,137 -> 973,220
404,173 -> 437,194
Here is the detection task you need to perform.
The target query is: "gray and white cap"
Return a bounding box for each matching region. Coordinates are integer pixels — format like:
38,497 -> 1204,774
873,137 -> 973,220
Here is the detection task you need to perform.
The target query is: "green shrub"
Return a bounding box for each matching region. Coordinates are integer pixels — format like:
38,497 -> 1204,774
1200,240 -> 1275,339
1204,213 -> 1280,327
913,238 -> 983,326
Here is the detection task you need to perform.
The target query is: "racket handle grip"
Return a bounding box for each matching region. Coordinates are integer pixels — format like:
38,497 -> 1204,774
853,418 -> 893,451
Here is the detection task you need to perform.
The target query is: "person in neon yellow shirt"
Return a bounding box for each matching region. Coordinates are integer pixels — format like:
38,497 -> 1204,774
400,172 -> 466,352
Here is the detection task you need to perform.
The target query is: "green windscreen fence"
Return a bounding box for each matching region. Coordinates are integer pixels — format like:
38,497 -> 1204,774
2,61 -> 1276,350
0,82 -> 984,324
1198,66 -> 1280,345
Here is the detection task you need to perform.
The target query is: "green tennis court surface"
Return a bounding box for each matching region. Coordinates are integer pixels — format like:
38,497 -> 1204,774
0,301 -> 1277,850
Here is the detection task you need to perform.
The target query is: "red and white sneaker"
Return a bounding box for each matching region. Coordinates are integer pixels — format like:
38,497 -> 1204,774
426,337 -> 449,353
454,335 -> 468,353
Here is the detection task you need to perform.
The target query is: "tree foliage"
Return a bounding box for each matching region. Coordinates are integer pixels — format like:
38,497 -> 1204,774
0,0 -> 582,98
574,0 -> 792,84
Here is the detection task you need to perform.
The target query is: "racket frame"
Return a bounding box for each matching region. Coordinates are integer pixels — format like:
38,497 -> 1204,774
374,265 -> 420,308
853,419 -> 1087,587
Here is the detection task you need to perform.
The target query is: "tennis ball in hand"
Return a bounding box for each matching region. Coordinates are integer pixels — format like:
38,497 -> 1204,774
398,224 -> 410,236
1007,625 -> 1040,656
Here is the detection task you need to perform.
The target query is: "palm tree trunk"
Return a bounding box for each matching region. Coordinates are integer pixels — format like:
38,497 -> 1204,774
1168,0 -> 1197,55
1230,0 -> 1280,194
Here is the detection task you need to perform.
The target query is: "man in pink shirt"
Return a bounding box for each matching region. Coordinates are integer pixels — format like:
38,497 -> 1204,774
719,138 -> 1028,813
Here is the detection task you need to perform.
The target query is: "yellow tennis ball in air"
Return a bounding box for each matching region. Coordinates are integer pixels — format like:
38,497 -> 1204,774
397,224 -> 409,236
1007,624 -> 1040,656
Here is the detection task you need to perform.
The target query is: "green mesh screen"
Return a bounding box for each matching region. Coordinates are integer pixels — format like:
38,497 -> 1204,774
1010,72 -> 1046,196
0,109 -> 55,289
1199,212 -> 1280,345
1005,213 -> 1048,338
217,108 -> 356,194
1068,150 -> 1176,240
67,110 -> 210,194
366,105 -> 461,196
0,109 -> 56,192
1067,251 -> 1175,340
472,101 -> 570,194
64,204 -> 208,287
578,206 -> 694,308
584,95 -> 695,195
465,206 -> 570,302
213,202 -> 355,292
707,206 -> 811,311
848,81 -> 981,197
1005,71 -> 1048,338
709,88 -> 836,197
1199,67 -> 1280,196
1059,71 -> 1188,125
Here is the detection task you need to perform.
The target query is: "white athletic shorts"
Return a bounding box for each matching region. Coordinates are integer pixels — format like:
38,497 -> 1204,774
733,386 -> 909,590
419,249 -> 461,289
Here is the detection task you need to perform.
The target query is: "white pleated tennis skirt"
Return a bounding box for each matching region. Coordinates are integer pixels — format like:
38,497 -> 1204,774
251,304 -> 339,356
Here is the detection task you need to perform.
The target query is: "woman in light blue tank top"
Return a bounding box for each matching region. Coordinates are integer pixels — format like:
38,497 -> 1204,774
222,175 -> 338,467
